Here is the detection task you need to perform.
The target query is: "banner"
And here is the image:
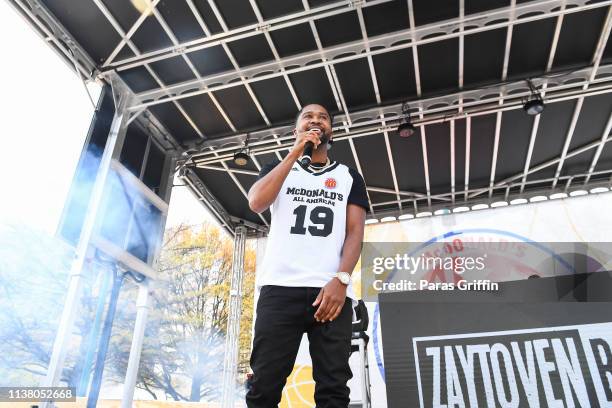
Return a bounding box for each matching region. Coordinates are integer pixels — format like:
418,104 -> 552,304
413,323 -> 612,408
379,272 -> 612,407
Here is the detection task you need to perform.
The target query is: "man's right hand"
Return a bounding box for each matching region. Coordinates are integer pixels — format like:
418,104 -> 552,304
291,129 -> 322,157
249,129 -> 325,213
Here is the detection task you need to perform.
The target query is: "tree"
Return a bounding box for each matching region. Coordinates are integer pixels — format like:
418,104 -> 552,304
0,222 -> 100,388
0,221 -> 257,404
128,222 -> 257,402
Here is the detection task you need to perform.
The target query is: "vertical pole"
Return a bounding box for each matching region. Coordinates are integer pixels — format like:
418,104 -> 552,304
359,340 -> 367,408
76,265 -> 112,396
364,346 -> 371,408
120,281 -> 150,408
221,225 -> 247,408
86,269 -> 125,408
120,154 -> 176,407
40,88 -> 130,406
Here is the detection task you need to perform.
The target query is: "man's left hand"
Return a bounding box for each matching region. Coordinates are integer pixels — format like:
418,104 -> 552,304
312,278 -> 347,322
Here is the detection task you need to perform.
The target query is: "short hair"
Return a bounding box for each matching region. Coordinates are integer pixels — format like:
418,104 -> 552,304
295,104 -> 334,127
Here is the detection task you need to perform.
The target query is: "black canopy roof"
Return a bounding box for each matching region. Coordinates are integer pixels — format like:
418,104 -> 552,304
10,0 -> 612,235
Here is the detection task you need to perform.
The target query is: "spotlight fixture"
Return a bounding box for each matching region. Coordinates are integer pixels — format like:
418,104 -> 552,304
398,122 -> 416,138
523,79 -> 545,115
397,102 -> 416,138
233,134 -> 251,166
233,150 -> 250,166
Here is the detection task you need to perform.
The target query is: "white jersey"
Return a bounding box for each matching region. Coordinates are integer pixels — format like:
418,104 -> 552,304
256,159 -> 369,305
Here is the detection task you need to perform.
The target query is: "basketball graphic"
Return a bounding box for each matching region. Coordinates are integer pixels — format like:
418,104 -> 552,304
324,178 -> 336,189
280,364 -> 316,407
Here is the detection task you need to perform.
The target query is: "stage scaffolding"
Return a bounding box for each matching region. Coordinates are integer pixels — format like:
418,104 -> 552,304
6,0 -> 612,405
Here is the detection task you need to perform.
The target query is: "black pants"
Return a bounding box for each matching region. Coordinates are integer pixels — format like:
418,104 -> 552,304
246,285 -> 353,408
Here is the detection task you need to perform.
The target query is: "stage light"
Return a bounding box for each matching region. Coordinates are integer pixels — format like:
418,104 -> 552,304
233,134 -> 251,166
397,102 -> 416,137
233,150 -> 250,166
524,79 -> 545,115
524,99 -> 545,115
398,122 -> 416,138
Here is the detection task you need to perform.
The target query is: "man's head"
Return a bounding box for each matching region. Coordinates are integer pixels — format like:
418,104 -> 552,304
294,104 -> 334,145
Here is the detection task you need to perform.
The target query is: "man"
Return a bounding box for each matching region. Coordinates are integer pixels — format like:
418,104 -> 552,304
246,103 -> 368,407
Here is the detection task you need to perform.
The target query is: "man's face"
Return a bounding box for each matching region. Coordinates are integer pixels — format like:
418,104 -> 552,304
296,104 -> 333,141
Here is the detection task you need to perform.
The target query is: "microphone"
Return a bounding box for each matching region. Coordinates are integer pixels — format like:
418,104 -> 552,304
300,142 -> 314,167
299,128 -> 321,167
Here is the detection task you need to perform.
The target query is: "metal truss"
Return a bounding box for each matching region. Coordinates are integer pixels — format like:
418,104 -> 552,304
585,112 -> 612,183
9,0 -> 97,78
184,63 -> 612,164
486,0 -> 514,199
360,2 -> 399,209
463,117 -> 471,202
121,0 -> 611,111
407,0 -> 422,97
198,135 -> 612,199
12,0 -> 270,234
104,0 -> 161,66
516,1 -> 565,194
240,0 -> 300,161
195,137 -> 612,223
99,0 -> 612,227
179,166 -> 269,237
91,0 -> 273,229
450,0 -> 468,203
103,0 -> 395,72
559,6 -> 612,186
180,167 -> 236,236
186,65 -> 612,224
468,135 -> 612,200
132,109 -> 182,152
202,1 -> 266,132
39,74 -> 179,408
184,0 -> 282,163
12,0 -> 612,233
370,169 -> 612,221
8,0 -> 184,157
221,225 -> 247,408
40,79 -> 133,407
405,0 -> 430,207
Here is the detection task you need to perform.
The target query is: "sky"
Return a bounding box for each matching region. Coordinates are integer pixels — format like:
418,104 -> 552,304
0,0 -> 101,234
0,0 -> 214,235
166,176 -> 216,228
